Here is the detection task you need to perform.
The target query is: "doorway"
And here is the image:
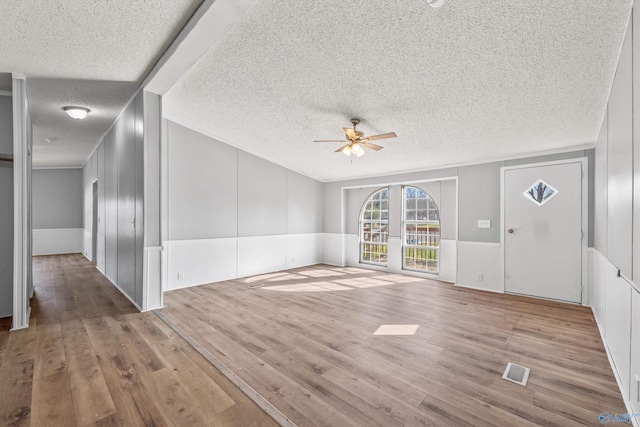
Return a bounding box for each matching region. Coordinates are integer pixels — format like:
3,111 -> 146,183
502,159 -> 586,304
92,180 -> 98,264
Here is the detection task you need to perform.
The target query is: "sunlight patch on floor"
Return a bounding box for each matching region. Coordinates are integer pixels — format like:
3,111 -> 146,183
250,266 -> 428,293
262,281 -> 351,292
373,325 -> 420,336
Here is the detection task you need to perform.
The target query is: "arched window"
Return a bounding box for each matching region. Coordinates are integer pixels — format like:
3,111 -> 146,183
360,187 -> 389,266
402,186 -> 440,273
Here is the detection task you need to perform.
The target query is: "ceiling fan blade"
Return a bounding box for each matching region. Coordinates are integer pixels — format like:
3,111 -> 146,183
343,127 -> 356,139
335,143 -> 351,153
314,139 -> 349,143
361,141 -> 384,151
365,132 -> 397,141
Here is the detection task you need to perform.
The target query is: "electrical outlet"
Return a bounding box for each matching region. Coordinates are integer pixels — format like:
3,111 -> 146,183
477,220 -> 491,229
476,273 -> 484,282
177,272 -> 184,280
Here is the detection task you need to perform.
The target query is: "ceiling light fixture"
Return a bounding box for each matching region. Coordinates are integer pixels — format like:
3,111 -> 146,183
341,145 -> 352,156
427,0 -> 445,7
351,143 -> 365,157
63,106 -> 90,120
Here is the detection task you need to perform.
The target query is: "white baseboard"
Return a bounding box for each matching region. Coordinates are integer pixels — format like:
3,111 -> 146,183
456,241 -> 502,293
33,228 -> 83,255
322,233 -> 344,266
454,283 -> 504,293
590,247 -> 640,423
143,246 -> 163,311
82,229 -> 92,260
592,305 -> 640,427
164,233 -> 324,291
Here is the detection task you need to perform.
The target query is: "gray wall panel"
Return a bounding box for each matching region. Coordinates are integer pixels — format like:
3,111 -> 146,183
323,181 -> 344,234
0,95 -> 12,317
505,151 -> 586,167
238,151 -> 287,237
439,179 -> 457,240
586,148 -> 595,248
0,96 -> 12,153
388,185 -> 402,238
97,143 -> 106,236
607,22 -> 633,277
135,94 -> 144,304
457,162 -> 502,243
143,92 -> 161,247
82,152 -> 97,231
167,122 -> 238,240
286,170 -> 323,234
32,169 -> 83,229
117,102 -> 136,299
0,163 -> 12,317
634,5 -> 640,282
595,116 -> 608,255
105,128 -> 118,281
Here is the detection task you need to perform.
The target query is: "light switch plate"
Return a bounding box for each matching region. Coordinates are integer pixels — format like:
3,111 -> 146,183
478,219 -> 491,228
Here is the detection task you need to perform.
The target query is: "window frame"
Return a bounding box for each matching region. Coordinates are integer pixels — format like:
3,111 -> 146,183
359,187 -> 390,267
401,185 -> 440,274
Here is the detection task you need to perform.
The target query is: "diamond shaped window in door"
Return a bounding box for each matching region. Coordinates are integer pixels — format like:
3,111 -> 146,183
524,179 -> 558,206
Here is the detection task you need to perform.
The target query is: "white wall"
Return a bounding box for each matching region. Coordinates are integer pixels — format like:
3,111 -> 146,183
592,8 -> 640,421
163,121 -> 324,290
322,150 -> 592,293
32,168 -> 83,255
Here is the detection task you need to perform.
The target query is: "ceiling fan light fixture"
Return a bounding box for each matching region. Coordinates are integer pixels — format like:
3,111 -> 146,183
63,106 -> 90,120
352,143 -> 365,157
341,145 -> 352,156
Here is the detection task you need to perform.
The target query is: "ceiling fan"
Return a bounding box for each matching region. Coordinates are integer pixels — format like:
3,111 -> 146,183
314,118 -> 397,157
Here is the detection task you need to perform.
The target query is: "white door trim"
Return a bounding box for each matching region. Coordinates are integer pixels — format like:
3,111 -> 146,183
499,157 -> 589,304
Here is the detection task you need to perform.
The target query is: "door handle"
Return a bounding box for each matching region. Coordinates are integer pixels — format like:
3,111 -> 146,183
507,228 -> 514,234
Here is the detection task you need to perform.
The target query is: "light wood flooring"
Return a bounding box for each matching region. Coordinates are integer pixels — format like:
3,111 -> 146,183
0,254 -> 278,427
161,265 -> 628,427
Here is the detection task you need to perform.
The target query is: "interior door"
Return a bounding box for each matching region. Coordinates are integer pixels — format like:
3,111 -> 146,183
504,162 -> 582,303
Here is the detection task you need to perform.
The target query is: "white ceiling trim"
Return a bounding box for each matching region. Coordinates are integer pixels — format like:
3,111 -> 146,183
145,0 -> 258,95
32,166 -> 83,170
321,144 -> 595,184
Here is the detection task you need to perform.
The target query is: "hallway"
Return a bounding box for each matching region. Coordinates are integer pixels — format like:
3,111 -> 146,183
0,254 -> 278,426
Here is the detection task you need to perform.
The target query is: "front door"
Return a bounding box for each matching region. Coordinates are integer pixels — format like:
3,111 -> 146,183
504,162 -> 583,303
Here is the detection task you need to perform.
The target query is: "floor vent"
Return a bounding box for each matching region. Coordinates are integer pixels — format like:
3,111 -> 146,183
502,362 -> 530,386
247,283 -> 266,289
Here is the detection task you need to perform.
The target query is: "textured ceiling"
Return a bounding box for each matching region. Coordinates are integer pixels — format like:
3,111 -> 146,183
164,0 -> 633,181
1,0 -> 203,167
28,79 -> 137,167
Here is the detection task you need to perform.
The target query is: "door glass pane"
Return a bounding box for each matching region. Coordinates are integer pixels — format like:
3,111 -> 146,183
524,179 -> 558,206
403,186 -> 440,273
